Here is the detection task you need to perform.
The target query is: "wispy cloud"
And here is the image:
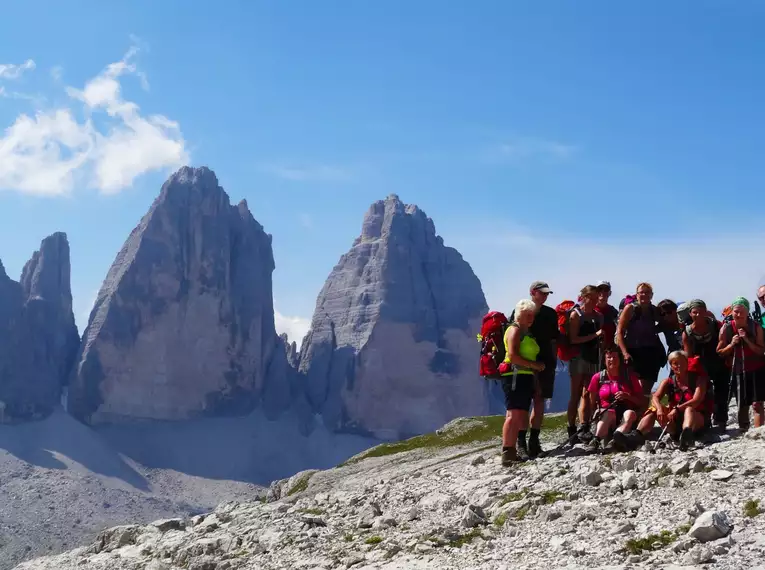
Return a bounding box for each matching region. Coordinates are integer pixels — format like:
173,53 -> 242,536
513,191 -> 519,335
0,59 -> 35,80
259,163 -> 354,183
484,136 -> 578,163
0,42 -> 188,196
454,228 -> 765,319
274,309 -> 311,344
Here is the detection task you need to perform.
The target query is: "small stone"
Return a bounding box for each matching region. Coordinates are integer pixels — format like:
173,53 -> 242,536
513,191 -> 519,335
580,470 -> 602,486
689,511 -> 732,543
471,455 -> 486,466
691,459 -> 707,473
609,521 -> 634,535
621,473 -> 638,490
150,518 -> 185,533
406,507 -> 420,521
685,544 -> 714,564
670,458 -> 690,475
710,469 -> 734,481
372,516 -> 397,530
462,504 -> 488,528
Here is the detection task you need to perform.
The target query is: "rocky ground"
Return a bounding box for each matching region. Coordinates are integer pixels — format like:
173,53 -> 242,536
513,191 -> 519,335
13,415 -> 765,570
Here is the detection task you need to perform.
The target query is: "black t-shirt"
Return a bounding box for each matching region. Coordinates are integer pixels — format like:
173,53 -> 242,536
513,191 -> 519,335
509,304 -> 559,360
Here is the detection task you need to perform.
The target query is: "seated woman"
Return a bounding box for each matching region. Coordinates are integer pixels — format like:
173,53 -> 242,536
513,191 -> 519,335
585,347 -> 645,452
499,299 -> 545,465
640,351 -> 714,450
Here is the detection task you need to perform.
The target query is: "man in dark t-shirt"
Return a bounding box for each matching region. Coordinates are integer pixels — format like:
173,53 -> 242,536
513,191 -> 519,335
509,280 -> 558,459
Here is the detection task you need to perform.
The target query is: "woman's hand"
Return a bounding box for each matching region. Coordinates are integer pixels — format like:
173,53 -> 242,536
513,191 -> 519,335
533,362 -> 546,372
731,334 -> 742,346
614,391 -> 628,402
656,406 -> 667,426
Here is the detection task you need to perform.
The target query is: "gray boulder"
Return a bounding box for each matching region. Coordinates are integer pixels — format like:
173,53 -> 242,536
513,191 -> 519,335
67,166 -> 291,424
0,232 -> 79,420
297,194 -> 495,439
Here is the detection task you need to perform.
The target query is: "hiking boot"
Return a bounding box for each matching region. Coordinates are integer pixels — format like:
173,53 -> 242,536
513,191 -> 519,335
679,428 -> 693,451
626,429 -> 645,450
501,447 -> 518,466
528,436 -> 542,459
567,425 -> 578,439
517,440 -> 530,461
586,437 -> 601,452
577,425 -> 593,443
612,430 -> 629,452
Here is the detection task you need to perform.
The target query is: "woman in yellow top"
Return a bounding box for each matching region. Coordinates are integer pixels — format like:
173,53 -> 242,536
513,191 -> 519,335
500,298 -> 545,465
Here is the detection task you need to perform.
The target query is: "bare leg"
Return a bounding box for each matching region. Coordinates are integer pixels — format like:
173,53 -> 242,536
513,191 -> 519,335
618,409 -> 637,433
595,410 -> 615,439
567,374 -> 583,428
637,412 -> 656,435
529,392 -> 544,430
753,402 -> 764,428
578,382 -> 592,426
502,410 -> 513,447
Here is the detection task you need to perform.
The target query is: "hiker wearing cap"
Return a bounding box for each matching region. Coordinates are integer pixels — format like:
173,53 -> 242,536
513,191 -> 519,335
585,346 -> 645,452
594,281 -> 618,354
500,299 -> 545,465
566,285 -> 604,443
683,299 -> 727,432
643,351 -> 714,451
716,297 -> 765,431
509,281 -> 558,459
616,283 -> 667,394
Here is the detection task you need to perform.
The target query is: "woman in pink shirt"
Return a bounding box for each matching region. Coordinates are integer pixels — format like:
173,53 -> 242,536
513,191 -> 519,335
586,346 -> 646,452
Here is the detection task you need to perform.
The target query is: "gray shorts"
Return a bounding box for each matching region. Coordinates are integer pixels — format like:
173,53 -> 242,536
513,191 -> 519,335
569,356 -> 599,377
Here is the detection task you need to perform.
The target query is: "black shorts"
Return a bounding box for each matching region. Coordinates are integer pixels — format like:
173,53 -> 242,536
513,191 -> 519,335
538,355 -> 557,399
502,374 -> 535,411
629,346 -> 666,390
730,368 -> 765,407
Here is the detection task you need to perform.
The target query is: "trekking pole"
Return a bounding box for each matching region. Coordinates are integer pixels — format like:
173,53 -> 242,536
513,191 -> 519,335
649,421 -> 670,454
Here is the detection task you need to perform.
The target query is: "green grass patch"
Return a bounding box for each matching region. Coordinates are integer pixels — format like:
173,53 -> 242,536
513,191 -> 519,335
449,529 -> 484,548
540,490 -> 566,505
744,499 -> 763,518
339,413 -> 568,466
343,533 -> 354,542
515,505 -> 530,520
286,472 -> 314,496
365,536 -> 383,545
300,507 -> 324,515
623,525 -> 689,555
496,488 -> 530,507
493,512 -> 508,527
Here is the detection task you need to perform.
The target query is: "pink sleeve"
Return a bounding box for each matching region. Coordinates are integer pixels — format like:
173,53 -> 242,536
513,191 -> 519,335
587,373 -> 600,394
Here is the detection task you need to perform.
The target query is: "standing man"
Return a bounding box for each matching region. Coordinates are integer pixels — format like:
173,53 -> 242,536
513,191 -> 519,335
757,285 -> 765,326
510,280 -> 558,459
594,280 -> 619,354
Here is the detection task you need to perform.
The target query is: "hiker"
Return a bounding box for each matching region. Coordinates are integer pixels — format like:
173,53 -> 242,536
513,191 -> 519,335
757,285 -> 765,327
566,285 -> 603,442
657,299 -> 683,354
500,299 -> 545,465
716,297 -> 765,431
615,283 -> 667,394
683,299 -> 728,432
641,351 -> 714,451
509,281 -> 558,459
585,346 -> 645,452
594,280 -> 618,354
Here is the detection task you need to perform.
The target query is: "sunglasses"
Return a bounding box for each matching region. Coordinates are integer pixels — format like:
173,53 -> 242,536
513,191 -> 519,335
658,308 -> 676,317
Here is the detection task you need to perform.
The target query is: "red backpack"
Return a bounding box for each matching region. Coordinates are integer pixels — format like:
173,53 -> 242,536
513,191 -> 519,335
555,300 -> 580,362
478,311 -> 509,379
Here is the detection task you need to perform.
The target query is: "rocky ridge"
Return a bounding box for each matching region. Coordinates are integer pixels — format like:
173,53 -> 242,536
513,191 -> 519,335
0,233 -> 79,420
16,420 -> 765,570
298,194 -> 497,439
67,166 -> 293,424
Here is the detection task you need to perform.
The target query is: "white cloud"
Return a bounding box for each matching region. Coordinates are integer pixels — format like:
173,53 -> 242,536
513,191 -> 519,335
487,136 -> 578,162
0,59 -> 35,80
260,163 -> 353,182
274,310 -> 311,344
455,228 -> 765,319
0,45 -> 187,196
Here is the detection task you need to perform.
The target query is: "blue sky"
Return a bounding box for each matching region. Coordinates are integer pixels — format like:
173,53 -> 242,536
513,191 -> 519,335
1,1 -> 764,341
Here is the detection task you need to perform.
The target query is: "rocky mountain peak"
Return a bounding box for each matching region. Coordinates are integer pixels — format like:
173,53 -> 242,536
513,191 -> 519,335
0,233 -> 79,420
297,195 -> 493,439
67,166 -> 288,425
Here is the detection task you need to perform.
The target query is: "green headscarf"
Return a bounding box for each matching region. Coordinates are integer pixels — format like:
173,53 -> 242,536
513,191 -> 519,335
731,296 -> 750,311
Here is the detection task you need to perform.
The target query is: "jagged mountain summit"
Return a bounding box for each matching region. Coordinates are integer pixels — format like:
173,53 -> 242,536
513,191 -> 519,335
298,193 -> 497,439
68,166 -> 292,424
0,233 -> 79,420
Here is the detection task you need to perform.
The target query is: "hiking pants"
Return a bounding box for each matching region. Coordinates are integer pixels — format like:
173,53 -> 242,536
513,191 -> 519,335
712,372 -> 730,427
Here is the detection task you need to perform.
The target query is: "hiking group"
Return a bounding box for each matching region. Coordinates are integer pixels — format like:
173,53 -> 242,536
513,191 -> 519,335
478,281 -> 765,466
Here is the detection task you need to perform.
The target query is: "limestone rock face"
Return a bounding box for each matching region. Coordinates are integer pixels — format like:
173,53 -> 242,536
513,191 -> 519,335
68,166 -> 289,424
298,194 -> 493,439
0,233 -> 79,419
